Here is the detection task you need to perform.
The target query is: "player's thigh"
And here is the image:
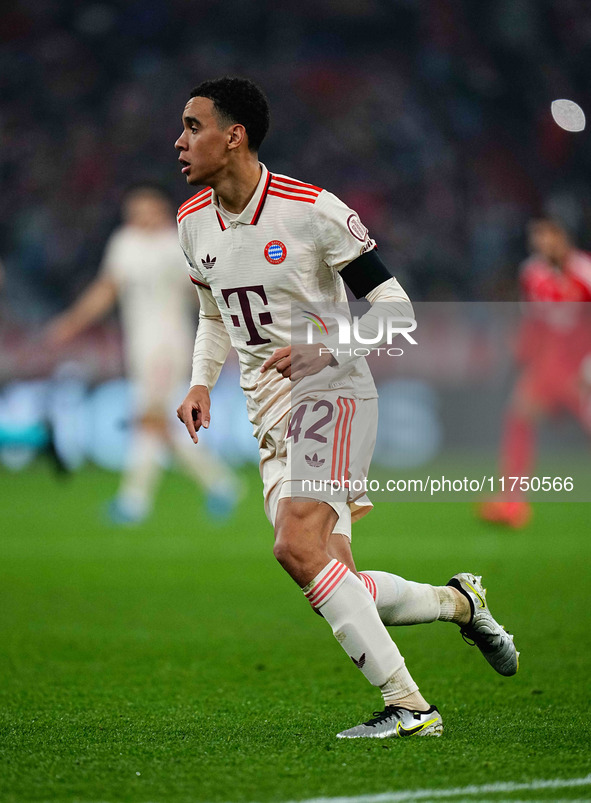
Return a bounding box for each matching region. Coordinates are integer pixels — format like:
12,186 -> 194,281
138,411 -> 168,435
275,496 -> 339,553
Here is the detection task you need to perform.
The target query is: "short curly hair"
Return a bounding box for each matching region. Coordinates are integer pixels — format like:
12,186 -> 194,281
190,76 -> 270,152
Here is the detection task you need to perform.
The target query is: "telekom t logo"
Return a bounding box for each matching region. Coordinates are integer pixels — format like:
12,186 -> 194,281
221,285 -> 273,346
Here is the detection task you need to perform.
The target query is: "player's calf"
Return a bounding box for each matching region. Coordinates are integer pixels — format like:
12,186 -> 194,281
358,571 -> 471,626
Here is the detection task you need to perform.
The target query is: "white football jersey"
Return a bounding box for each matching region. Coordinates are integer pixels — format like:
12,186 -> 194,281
178,163 -> 378,439
101,224 -> 195,384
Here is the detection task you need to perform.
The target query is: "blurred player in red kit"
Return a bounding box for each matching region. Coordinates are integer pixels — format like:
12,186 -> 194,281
480,218 -> 591,528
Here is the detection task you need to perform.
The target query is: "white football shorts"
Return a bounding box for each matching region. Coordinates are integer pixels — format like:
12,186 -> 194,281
259,394 -> 378,539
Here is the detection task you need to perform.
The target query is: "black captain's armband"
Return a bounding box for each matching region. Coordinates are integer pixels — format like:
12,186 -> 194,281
340,248 -> 393,299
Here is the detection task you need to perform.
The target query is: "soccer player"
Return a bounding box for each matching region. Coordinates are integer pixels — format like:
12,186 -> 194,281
479,219 -> 591,528
47,184 -> 240,523
175,76 -> 518,738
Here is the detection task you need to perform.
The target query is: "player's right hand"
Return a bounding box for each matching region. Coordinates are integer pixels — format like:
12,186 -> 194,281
176,385 -> 211,444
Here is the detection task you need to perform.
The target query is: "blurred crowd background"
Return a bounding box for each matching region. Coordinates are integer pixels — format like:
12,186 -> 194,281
2,0 -> 591,326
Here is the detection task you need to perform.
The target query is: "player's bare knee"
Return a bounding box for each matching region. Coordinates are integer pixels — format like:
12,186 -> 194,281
273,517 -> 324,576
273,496 -> 338,579
139,412 -> 168,435
273,526 -> 315,573
272,536 -> 297,571
273,540 -> 304,577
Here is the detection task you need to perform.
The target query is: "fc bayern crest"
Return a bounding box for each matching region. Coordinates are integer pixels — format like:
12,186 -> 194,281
264,240 -> 287,264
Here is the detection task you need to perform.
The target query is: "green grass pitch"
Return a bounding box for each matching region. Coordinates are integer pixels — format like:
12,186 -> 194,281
1,463 -> 590,802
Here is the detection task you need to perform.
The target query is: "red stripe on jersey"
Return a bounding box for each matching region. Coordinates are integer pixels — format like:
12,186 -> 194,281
268,190 -> 317,204
178,187 -> 212,214
250,171 -> 273,225
311,565 -> 349,608
272,175 -> 322,192
270,180 -> 320,197
189,275 -> 211,289
178,189 -> 211,205
177,198 -> 212,223
216,210 -> 227,231
177,191 -> 212,219
269,185 -> 319,200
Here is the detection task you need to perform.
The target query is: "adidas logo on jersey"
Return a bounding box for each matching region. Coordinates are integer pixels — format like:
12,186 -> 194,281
201,254 -> 216,269
305,453 -> 325,468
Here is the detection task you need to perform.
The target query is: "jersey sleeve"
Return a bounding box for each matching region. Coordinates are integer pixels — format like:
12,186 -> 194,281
179,219 -> 230,389
190,284 -> 231,391
311,190 -> 376,272
178,221 -> 211,289
194,281 -> 221,318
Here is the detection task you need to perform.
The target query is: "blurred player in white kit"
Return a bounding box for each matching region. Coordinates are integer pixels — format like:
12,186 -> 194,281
47,184 -> 240,523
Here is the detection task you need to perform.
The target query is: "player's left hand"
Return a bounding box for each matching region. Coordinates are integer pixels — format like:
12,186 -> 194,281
260,345 -> 335,381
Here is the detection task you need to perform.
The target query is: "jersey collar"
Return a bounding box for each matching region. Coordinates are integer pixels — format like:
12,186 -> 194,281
213,163 -> 272,230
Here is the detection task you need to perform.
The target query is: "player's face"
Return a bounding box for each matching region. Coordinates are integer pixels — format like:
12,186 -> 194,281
124,194 -> 171,230
175,97 -> 231,185
529,224 -> 569,265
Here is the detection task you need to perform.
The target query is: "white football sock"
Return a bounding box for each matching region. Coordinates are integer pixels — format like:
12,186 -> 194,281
303,560 -> 419,697
359,571 -> 465,625
436,586 -> 467,622
118,428 -> 167,517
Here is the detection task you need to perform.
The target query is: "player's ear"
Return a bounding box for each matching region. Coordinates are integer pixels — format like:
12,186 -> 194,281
227,123 -> 247,150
